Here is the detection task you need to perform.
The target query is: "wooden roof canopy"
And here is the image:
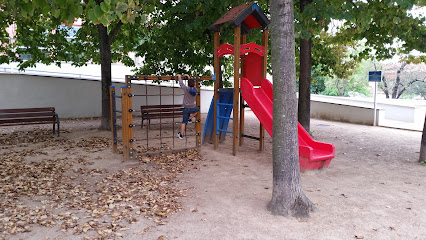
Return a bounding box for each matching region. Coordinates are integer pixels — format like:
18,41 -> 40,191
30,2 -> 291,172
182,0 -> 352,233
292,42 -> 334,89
209,2 -> 270,34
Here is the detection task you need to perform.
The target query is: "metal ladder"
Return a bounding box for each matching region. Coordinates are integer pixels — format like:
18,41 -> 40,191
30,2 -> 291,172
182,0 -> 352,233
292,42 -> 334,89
216,100 -> 233,135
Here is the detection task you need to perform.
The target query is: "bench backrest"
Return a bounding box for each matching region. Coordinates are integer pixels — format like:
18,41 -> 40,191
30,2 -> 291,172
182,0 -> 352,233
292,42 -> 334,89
141,105 -> 183,113
140,105 -> 184,120
0,107 -> 56,125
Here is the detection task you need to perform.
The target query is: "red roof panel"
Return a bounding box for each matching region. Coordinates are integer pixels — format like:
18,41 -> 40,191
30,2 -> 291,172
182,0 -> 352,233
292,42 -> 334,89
212,3 -> 251,26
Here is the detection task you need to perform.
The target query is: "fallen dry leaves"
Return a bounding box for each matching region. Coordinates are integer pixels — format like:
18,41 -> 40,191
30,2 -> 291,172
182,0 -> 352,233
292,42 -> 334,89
0,128 -> 202,239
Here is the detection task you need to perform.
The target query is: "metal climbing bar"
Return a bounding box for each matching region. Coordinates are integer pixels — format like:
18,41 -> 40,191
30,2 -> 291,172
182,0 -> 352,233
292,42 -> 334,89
145,78 -> 149,152
133,75 -> 213,81
159,81 -> 163,151
217,128 -> 233,134
241,134 -> 260,140
172,79 -> 176,150
218,116 -> 233,120
133,94 -> 184,97
110,86 -> 118,153
217,102 -> 234,107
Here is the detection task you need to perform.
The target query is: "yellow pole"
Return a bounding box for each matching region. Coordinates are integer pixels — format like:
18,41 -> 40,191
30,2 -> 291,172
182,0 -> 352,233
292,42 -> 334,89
121,86 -> 129,160
239,34 -> 246,147
195,77 -> 201,149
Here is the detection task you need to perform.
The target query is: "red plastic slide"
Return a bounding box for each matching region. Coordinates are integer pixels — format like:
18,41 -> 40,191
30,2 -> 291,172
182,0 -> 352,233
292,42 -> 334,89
241,77 -> 335,170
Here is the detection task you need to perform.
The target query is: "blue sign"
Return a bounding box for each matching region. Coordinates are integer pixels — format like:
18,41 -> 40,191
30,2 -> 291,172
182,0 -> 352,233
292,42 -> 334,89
369,71 -> 382,82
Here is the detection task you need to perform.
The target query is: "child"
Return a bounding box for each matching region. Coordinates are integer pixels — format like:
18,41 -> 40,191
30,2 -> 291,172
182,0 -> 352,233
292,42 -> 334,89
177,74 -> 199,139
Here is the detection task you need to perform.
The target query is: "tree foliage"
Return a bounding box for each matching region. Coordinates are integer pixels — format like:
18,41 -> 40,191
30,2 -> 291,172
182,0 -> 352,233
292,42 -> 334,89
332,0 -> 425,61
295,0 -> 425,131
1,0 -> 151,68
408,80 -> 426,99
134,0 -> 270,83
322,60 -> 371,97
1,0 -> 154,129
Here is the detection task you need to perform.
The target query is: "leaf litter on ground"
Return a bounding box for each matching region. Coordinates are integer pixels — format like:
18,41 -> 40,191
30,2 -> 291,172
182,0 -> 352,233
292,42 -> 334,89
0,128 -> 202,239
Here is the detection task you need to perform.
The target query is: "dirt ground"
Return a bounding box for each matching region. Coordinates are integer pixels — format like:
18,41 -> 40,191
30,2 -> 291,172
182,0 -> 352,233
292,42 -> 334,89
1,111 -> 425,240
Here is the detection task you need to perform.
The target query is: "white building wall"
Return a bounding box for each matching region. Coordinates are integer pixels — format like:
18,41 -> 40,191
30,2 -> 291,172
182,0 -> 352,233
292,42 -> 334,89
0,74 -> 214,118
0,74 -> 102,118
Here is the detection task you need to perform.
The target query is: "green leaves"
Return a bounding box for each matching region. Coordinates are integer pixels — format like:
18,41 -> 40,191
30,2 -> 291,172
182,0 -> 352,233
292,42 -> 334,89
83,0 -> 143,26
116,2 -> 128,10
1,0 -> 152,68
100,2 -> 111,12
94,5 -> 104,18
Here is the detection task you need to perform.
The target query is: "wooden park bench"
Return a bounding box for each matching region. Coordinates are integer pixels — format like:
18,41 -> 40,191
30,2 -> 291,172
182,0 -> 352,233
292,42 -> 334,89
0,107 -> 60,136
140,104 -> 183,128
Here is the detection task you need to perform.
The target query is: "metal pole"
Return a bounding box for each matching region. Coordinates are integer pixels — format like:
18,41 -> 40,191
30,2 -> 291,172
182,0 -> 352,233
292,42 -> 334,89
233,26 -> 241,156
373,81 -> 377,126
213,32 -> 220,149
110,86 -> 118,153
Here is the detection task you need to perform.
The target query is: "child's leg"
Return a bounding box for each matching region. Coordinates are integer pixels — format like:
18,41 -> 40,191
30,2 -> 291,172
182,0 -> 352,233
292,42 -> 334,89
180,123 -> 185,135
189,112 -> 198,120
188,107 -> 200,121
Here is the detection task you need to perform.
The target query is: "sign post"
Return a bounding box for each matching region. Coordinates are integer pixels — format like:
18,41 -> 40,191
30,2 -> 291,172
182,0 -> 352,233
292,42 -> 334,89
368,71 -> 382,126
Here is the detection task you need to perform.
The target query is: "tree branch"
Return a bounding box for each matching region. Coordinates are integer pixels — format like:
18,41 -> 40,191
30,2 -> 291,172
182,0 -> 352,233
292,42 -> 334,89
347,0 -> 357,8
381,75 -> 390,98
396,77 -> 425,99
108,21 -> 123,45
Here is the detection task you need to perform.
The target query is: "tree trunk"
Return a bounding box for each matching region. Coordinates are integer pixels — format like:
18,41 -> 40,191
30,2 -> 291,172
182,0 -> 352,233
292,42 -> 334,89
381,75 -> 390,99
268,0 -> 316,218
298,0 -> 313,133
97,24 -> 112,130
392,62 -> 407,99
419,114 -> 426,163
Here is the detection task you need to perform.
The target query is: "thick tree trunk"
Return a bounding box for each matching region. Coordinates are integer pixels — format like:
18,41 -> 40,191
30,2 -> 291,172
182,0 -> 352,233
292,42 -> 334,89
298,0 -> 313,133
420,114 -> 426,163
97,24 -> 112,130
268,0 -> 316,218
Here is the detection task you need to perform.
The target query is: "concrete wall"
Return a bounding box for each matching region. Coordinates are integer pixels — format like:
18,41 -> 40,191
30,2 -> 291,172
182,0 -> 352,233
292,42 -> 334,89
311,100 -> 385,126
311,94 -> 418,123
0,74 -> 214,118
0,74 -> 102,118
0,73 -> 421,129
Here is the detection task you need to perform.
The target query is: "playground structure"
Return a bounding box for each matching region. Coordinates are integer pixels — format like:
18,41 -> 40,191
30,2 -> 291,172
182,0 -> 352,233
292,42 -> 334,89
203,2 -> 270,155
110,75 -> 213,159
110,2 -> 335,170
203,2 -> 335,170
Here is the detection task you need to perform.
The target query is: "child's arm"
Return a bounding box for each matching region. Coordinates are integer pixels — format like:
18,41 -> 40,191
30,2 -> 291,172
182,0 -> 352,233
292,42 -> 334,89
177,74 -> 189,90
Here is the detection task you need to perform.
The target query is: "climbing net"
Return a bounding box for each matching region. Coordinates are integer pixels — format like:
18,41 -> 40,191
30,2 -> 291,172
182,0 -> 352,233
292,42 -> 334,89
110,75 -> 213,160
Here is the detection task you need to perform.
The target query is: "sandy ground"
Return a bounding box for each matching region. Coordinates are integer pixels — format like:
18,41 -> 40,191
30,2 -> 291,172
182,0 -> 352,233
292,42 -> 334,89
1,112 -> 425,240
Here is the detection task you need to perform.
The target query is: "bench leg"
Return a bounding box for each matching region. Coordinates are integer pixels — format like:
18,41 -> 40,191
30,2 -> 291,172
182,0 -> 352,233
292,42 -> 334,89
55,114 -> 60,137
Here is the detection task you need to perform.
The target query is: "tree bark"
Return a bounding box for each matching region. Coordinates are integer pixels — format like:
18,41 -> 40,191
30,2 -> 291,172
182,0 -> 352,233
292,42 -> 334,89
298,0 -> 313,133
392,62 -> 407,99
420,114 -> 426,163
381,75 -> 390,99
97,24 -> 112,130
268,0 -> 316,218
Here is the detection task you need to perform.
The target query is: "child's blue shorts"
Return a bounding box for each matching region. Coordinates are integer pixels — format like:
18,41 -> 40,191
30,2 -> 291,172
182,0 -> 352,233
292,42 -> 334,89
182,107 -> 200,123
